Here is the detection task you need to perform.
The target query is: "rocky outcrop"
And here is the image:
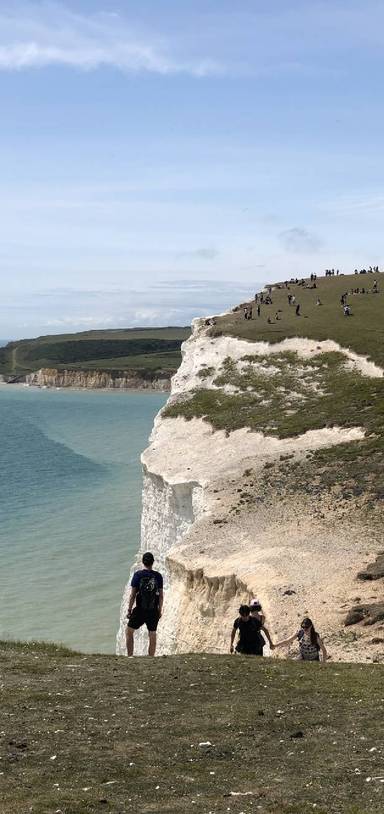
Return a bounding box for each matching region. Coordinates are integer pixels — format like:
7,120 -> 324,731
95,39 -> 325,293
0,374 -> 25,384
25,368 -> 171,390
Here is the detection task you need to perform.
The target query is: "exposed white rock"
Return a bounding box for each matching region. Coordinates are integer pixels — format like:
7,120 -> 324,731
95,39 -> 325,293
142,417 -> 363,487
25,368 -> 171,390
171,325 -> 383,396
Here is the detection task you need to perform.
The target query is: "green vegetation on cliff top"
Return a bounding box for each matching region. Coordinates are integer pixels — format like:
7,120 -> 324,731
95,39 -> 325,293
212,271 -> 384,366
0,327 -> 190,377
1,640 -> 384,814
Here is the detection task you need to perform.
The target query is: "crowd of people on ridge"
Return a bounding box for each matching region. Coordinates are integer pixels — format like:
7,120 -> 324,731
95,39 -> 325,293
125,553 -> 328,662
325,266 -> 379,276
233,267 -> 381,325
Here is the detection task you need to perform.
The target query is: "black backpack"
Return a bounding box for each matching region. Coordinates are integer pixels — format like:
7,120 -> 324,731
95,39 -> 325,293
138,573 -> 158,611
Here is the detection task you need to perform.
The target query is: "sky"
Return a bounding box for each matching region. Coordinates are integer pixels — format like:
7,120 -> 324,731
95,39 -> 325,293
1,0 -> 384,339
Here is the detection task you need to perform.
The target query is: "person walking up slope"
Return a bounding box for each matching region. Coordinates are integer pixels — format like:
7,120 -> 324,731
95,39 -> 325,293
249,599 -> 275,655
230,604 -> 275,656
126,552 -> 163,656
275,617 -> 327,662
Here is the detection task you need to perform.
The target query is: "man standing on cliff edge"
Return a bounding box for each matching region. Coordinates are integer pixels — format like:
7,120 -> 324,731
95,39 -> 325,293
126,552 -> 163,656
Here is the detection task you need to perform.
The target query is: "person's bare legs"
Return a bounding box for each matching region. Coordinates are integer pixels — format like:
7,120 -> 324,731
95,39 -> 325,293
126,626 -> 134,656
148,631 -> 157,656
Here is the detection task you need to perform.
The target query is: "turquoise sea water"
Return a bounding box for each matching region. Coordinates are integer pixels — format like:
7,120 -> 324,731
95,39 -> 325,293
0,386 -> 166,653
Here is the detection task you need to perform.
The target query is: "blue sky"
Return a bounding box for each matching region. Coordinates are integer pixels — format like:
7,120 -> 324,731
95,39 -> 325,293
1,1 -> 384,338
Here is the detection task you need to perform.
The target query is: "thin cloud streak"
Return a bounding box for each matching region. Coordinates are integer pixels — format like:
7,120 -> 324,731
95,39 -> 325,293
0,2 -> 222,75
322,193 -> 384,215
2,0 -> 381,78
0,42 -> 221,76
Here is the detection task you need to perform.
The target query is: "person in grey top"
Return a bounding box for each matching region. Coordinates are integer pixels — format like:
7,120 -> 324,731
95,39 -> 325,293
275,617 -> 327,662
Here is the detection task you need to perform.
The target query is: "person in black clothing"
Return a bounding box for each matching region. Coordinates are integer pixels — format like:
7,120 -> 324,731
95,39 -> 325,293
249,599 -> 275,654
249,598 -> 265,624
230,605 -> 275,656
126,552 -> 163,657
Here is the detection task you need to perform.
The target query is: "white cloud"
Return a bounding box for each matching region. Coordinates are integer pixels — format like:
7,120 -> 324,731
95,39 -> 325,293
279,227 -> 324,254
0,1 -> 383,78
0,277 -> 260,338
0,2 -> 222,75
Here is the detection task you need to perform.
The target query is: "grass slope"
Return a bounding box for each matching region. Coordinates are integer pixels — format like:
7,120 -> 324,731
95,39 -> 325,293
1,641 -> 384,814
0,327 -> 190,376
212,272 -> 383,366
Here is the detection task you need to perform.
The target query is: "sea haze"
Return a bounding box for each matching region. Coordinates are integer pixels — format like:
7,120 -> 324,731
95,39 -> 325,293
0,385 -> 167,653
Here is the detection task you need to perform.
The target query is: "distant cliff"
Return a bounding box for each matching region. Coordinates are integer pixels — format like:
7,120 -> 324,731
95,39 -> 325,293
0,326 -> 189,378
25,367 -> 172,390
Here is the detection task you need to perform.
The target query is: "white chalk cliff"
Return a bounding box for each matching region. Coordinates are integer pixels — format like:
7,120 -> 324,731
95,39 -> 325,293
117,317 -> 383,661
25,368 -> 171,390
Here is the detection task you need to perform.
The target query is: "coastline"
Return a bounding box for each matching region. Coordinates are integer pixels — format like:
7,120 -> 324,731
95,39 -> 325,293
0,371 -> 171,392
0,381 -> 171,395
24,367 -> 172,392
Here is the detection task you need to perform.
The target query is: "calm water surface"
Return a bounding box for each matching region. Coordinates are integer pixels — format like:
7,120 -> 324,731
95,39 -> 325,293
0,386 -> 166,653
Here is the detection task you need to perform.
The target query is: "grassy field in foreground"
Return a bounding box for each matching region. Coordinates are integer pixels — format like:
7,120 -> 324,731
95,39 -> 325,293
0,327 -> 190,376
1,641 -> 384,814
212,272 -> 384,366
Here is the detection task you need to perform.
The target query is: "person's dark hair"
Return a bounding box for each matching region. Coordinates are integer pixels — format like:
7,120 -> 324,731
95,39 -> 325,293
250,600 -> 262,612
239,604 -> 250,616
301,617 -> 319,648
142,552 -> 154,567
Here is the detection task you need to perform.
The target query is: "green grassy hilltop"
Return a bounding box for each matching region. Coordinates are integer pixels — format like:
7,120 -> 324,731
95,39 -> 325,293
213,271 -> 383,366
0,326 -> 190,378
1,640 -> 384,814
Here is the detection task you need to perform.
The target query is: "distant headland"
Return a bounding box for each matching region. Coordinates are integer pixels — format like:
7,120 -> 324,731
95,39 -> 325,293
0,326 -> 190,390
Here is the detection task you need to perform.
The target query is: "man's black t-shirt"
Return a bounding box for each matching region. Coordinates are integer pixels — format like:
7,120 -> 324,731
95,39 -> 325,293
233,616 -> 264,654
131,569 -> 163,610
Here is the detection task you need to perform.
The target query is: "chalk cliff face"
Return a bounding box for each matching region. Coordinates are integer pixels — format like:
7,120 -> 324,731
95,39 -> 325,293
25,368 -> 171,390
117,317 -> 384,661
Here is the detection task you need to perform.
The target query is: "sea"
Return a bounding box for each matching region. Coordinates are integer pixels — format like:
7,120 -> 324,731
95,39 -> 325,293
0,385 -> 167,653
